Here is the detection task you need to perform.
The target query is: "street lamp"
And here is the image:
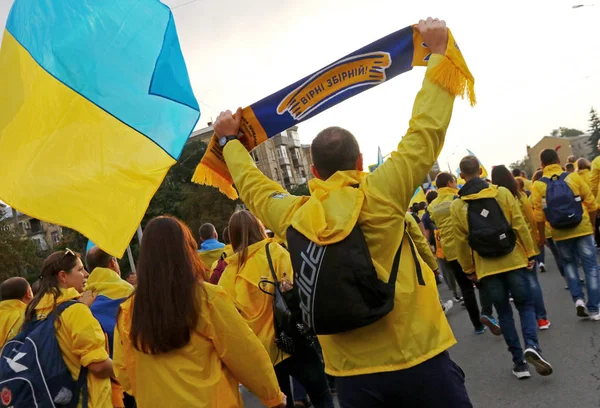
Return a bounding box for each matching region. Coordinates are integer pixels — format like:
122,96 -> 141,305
572,4 -> 595,8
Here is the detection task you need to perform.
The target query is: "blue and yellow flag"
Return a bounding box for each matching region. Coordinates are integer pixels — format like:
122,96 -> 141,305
466,149 -> 489,178
368,147 -> 385,172
0,0 -> 199,257
193,25 -> 476,199
410,187 -> 427,208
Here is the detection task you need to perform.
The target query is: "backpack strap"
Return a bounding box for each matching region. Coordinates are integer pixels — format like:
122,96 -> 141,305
265,243 -> 279,284
558,172 -> 569,181
401,224 -> 425,286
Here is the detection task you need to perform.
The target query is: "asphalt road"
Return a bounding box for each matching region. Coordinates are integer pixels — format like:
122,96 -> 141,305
245,250 -> 600,407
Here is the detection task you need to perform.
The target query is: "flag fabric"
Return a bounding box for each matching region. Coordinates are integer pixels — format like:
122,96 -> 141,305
410,187 -> 427,208
0,0 -> 199,257
368,146 -> 385,172
192,26 -> 476,199
466,149 -> 489,178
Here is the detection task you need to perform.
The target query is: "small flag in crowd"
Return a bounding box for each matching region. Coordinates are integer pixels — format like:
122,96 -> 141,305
0,0 -> 200,257
193,25 -> 476,199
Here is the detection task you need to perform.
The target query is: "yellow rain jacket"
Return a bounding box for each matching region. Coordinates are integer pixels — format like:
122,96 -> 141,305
589,156 -> 600,198
34,288 -> 111,408
210,244 -> 234,272
428,187 -> 460,261
113,283 -> 283,408
219,239 -> 292,365
222,54 -> 456,377
406,215 -> 438,272
0,299 -> 26,347
451,180 -> 537,280
531,164 -> 598,241
85,268 -> 134,408
578,168 -> 593,191
517,193 -> 540,255
198,249 -> 223,273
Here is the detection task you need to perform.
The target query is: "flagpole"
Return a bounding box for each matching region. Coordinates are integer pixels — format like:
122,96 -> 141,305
136,225 -> 143,245
126,245 -> 136,274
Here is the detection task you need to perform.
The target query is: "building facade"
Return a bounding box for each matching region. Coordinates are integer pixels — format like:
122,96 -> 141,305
0,205 -> 62,251
189,125 -> 313,190
526,134 -> 592,170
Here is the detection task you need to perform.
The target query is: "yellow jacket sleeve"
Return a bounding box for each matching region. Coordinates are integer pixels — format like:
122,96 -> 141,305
207,288 -> 284,408
362,54 -> 455,215
578,172 -> 598,213
223,141 -> 308,239
519,194 -> 540,244
113,314 -> 134,396
591,157 -> 600,198
503,190 -> 536,259
406,216 -> 438,271
63,304 -> 110,367
450,200 -> 474,273
530,181 -> 546,223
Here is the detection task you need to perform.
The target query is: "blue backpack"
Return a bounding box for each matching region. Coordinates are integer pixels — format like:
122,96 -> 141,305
90,295 -> 127,357
0,301 -> 88,408
540,173 -> 583,230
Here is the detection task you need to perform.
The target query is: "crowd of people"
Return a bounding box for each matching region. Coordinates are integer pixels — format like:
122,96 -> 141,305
1,17 -> 600,408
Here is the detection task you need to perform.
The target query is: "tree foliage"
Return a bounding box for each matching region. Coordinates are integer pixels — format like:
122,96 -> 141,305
589,107 -> 600,159
0,226 -> 43,282
289,183 -> 310,196
548,127 -> 584,138
509,156 -> 535,179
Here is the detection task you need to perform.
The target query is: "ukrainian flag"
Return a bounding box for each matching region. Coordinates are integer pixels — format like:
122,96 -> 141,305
0,0 -> 199,257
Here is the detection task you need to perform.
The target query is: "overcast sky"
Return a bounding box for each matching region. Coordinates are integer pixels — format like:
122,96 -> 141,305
1,0 -> 598,172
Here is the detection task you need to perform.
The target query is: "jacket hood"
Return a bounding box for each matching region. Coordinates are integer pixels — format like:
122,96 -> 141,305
0,299 -> 27,312
291,170 -> 365,245
34,287 -> 80,319
85,267 -> 134,300
458,177 -> 498,200
225,239 -> 271,267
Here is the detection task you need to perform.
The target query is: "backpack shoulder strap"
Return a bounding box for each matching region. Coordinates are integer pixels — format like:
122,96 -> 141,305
539,176 -> 551,184
559,172 -> 569,181
265,243 -> 279,284
395,222 -> 425,286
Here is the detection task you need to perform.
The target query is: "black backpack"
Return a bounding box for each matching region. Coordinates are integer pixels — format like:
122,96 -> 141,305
465,193 -> 516,258
286,221 -> 423,335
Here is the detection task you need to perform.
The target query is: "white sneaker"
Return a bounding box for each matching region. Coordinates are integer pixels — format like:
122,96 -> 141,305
539,262 -> 546,272
576,299 -> 589,318
442,300 -> 453,314
589,312 -> 600,321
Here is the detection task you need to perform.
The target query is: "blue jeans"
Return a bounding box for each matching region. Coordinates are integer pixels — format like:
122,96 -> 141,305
556,234 -> 600,313
522,262 -> 548,320
538,238 -> 565,276
480,269 -> 539,363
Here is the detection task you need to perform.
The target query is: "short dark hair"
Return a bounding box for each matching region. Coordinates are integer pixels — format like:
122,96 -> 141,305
222,226 -> 230,245
540,149 -> 560,166
85,247 -> 113,273
0,277 -> 30,301
199,223 -> 216,241
435,172 -> 455,188
459,155 -> 480,177
310,127 -> 360,180
418,201 -> 427,211
566,163 -> 575,172
425,190 -> 438,204
511,168 -> 521,178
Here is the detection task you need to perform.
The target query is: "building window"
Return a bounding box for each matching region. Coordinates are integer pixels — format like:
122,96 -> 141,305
51,231 -> 60,244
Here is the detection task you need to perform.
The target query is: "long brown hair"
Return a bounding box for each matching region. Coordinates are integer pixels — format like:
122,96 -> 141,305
228,210 -> 267,268
25,251 -> 80,322
130,216 -> 205,354
491,165 -> 520,198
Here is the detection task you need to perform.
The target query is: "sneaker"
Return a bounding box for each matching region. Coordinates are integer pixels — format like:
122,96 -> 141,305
524,347 -> 553,376
453,296 -> 463,303
442,300 -> 453,314
576,299 -> 589,318
589,312 -> 600,321
537,319 -> 551,330
475,326 -> 487,335
480,315 -> 502,336
512,361 -> 531,379
539,262 -> 546,272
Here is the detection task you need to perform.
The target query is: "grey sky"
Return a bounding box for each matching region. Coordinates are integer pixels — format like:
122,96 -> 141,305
1,0 -> 598,172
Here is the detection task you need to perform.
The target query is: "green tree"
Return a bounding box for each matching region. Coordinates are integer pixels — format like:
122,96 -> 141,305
0,226 -> 43,282
289,184 -> 310,196
588,107 -> 600,159
548,128 -> 584,138
509,156 -> 534,179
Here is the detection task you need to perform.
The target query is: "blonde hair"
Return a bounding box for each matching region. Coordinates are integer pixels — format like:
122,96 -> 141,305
228,210 -> 267,268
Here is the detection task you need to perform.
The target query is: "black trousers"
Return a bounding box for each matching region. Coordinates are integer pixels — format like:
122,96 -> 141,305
443,260 -> 493,329
274,343 -> 334,408
336,351 -> 472,408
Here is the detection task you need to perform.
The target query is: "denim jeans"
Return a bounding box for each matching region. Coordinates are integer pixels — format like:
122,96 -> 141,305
336,351 -> 472,408
522,262 -> 548,320
538,238 -> 566,276
480,268 -> 539,363
555,234 -> 600,313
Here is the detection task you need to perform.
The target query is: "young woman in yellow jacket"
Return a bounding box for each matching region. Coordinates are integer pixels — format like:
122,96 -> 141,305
492,165 -> 551,330
24,250 -> 114,408
113,216 -> 285,408
220,210 -> 333,408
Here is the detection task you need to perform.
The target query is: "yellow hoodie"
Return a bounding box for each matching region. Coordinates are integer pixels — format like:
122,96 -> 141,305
406,214 -> 438,272
198,249 -> 223,274
0,299 -> 26,347
517,193 -> 540,256
531,164 -> 598,241
34,288 -> 111,408
113,283 -> 283,408
451,181 -> 536,280
428,187 -> 460,261
219,239 -> 292,365
590,156 -> 600,198
222,54 -> 456,377
85,267 -> 134,300
578,168 -> 593,191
